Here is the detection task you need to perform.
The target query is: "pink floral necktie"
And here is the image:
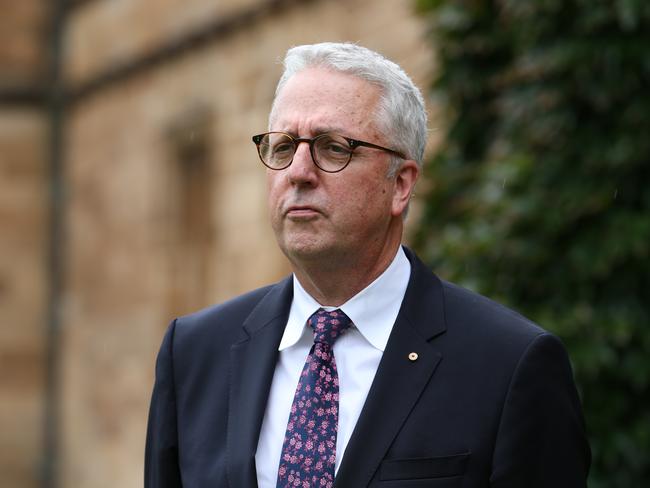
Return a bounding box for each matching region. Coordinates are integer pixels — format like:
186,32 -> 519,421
276,308 -> 352,488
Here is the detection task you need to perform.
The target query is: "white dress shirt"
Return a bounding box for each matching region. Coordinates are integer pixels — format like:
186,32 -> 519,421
255,247 -> 411,488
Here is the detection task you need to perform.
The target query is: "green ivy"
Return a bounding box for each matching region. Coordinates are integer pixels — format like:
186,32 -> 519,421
413,1 -> 650,486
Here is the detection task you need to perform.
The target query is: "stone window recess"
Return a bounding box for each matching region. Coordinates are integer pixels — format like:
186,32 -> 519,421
164,105 -> 214,317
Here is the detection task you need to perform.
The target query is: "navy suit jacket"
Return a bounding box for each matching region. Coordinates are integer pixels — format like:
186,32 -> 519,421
145,247 -> 590,487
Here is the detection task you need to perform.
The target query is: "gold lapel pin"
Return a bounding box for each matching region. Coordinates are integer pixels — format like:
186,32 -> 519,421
408,352 -> 418,362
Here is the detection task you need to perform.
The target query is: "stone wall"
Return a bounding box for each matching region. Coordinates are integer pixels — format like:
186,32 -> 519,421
0,109 -> 48,488
0,0 -> 47,89
0,1 -> 49,486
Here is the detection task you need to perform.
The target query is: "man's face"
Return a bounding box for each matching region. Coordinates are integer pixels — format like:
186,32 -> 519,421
266,67 -> 413,267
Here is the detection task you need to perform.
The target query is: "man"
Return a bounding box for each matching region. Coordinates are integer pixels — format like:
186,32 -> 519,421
145,42 -> 590,487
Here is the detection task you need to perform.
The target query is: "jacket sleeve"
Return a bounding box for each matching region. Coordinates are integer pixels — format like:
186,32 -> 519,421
490,332 -> 591,487
145,320 -> 183,488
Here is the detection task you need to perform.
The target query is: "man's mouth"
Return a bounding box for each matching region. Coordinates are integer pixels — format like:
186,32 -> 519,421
285,205 -> 322,219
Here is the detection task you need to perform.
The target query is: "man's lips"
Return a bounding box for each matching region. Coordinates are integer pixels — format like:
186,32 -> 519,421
285,205 -> 322,219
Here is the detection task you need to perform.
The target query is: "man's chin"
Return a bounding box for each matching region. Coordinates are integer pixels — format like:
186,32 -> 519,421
279,238 -> 336,264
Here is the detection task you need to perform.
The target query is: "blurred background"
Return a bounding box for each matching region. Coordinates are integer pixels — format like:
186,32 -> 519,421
0,0 -> 647,487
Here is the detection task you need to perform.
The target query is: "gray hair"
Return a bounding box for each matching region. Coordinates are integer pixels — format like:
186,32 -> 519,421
270,42 -> 428,176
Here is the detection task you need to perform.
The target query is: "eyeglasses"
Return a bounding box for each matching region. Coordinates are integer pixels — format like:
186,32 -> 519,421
252,131 -> 406,173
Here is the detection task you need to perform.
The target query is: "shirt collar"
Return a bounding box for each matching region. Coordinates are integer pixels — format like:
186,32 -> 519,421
279,246 -> 411,352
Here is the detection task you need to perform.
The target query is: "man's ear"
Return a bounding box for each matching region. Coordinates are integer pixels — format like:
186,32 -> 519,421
391,160 -> 419,217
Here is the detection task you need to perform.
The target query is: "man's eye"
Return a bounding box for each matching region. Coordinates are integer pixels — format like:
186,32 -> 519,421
322,142 -> 350,155
272,143 -> 294,154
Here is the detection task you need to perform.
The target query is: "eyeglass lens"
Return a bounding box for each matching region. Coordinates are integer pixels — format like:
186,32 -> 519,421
257,133 -> 352,172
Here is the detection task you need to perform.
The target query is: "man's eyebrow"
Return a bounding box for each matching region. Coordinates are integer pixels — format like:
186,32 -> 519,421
313,126 -> 349,135
275,126 -> 347,137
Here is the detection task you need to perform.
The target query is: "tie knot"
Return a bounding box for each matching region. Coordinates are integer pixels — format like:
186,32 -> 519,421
308,308 -> 352,347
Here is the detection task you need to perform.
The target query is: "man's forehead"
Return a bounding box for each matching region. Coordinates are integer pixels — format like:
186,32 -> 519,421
270,106 -> 380,139
275,67 -> 378,104
270,68 -> 381,132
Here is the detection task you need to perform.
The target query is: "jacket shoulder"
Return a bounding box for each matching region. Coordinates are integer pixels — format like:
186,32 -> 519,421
438,279 -> 559,368
403,246 -> 549,349
180,283 -> 276,324
442,280 -> 544,335
172,278 -> 290,349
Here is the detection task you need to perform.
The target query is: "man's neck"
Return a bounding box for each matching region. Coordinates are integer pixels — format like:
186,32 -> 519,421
290,241 -> 402,307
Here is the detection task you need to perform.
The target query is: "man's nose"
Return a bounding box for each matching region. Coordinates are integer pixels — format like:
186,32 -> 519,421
286,141 -> 318,184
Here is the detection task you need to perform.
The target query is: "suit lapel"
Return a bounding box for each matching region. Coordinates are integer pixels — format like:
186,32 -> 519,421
334,248 -> 447,487
227,277 -> 293,488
